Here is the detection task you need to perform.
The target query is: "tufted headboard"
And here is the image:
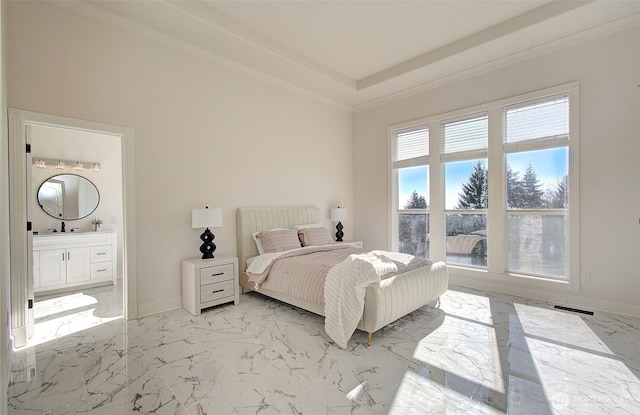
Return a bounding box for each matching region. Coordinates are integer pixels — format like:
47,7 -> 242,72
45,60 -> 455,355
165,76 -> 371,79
236,206 -> 321,289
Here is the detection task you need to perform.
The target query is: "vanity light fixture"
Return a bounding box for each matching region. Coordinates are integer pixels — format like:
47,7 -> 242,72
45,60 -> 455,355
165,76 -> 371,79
32,158 -> 102,172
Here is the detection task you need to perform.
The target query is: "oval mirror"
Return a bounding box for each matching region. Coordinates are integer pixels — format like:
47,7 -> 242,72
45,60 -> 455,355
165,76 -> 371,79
37,174 -> 100,220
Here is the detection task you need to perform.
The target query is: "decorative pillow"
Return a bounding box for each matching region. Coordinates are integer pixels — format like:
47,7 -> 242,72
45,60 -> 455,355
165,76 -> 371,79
258,228 -> 301,253
297,227 -> 334,247
252,231 -> 266,255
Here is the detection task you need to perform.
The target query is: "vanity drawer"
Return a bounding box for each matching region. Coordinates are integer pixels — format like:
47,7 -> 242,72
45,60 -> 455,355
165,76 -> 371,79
91,262 -> 113,279
200,280 -> 234,303
90,246 -> 112,263
200,263 -> 234,286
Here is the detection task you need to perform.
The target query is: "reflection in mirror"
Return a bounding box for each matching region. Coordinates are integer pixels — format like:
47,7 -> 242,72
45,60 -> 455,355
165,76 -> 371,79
37,174 -> 100,220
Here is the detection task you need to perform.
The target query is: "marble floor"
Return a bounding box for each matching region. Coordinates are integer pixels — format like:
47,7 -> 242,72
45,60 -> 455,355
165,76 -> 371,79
7,282 -> 640,414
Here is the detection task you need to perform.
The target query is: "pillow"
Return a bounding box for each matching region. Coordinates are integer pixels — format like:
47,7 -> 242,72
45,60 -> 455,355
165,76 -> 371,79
295,223 -> 323,229
297,227 -> 335,247
252,228 -> 288,255
252,231 -> 266,255
258,228 -> 302,253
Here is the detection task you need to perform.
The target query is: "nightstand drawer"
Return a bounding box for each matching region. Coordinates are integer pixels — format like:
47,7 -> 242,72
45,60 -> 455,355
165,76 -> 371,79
200,263 -> 234,285
200,280 -> 234,303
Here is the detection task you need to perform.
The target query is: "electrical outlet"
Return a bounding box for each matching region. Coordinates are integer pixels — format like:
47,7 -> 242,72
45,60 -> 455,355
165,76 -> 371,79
111,216 -> 118,225
580,273 -> 591,285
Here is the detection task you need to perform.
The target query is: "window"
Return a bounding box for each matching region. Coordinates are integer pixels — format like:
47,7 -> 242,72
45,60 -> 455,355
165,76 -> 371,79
389,84 -> 577,287
441,114 -> 488,267
504,95 -> 570,278
391,126 -> 429,258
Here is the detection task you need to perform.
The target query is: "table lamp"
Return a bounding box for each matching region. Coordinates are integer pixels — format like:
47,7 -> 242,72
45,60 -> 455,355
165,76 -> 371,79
192,206 -> 223,259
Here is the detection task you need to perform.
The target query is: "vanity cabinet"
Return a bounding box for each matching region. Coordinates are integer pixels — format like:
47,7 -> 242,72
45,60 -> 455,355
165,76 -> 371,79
33,232 -> 117,294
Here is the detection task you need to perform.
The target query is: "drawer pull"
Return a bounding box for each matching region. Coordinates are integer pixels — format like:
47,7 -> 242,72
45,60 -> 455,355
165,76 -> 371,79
96,269 -> 107,273
96,252 -> 106,255
211,289 -> 224,294
211,272 -> 224,277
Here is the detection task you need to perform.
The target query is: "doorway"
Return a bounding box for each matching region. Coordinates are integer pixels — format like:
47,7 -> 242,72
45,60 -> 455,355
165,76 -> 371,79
30,124 -> 123,345
8,109 -> 136,348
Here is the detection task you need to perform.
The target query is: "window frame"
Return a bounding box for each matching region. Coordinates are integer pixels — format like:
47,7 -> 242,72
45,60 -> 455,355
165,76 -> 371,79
389,122 -> 430,258
388,82 -> 579,291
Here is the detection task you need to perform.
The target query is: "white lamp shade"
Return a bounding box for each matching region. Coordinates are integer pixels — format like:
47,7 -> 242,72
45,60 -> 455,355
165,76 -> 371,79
330,207 -> 347,222
192,207 -> 223,228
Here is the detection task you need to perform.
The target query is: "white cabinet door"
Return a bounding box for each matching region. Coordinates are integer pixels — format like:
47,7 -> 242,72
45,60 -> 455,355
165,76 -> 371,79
39,249 -> 66,288
66,247 -> 91,283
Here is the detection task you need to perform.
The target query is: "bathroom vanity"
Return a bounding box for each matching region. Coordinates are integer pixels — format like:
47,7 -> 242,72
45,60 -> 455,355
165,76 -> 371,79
33,231 -> 117,294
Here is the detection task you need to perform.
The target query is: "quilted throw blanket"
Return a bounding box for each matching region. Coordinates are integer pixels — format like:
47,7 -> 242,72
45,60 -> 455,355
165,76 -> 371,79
324,251 -> 399,349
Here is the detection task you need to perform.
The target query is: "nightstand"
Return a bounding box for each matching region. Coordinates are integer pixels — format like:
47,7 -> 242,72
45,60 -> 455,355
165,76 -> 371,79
181,256 -> 239,315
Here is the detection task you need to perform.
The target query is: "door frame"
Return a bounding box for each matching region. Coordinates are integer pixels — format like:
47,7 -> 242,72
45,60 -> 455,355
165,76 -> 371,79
8,108 -> 136,347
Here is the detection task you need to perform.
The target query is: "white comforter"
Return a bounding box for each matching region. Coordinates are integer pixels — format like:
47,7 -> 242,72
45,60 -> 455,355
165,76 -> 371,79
324,251 -> 399,349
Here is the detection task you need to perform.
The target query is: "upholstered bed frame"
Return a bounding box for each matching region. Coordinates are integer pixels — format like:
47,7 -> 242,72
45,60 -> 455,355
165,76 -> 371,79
236,206 -> 449,344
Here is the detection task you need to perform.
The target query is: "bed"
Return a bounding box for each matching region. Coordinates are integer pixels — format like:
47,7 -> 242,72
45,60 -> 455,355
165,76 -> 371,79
236,206 -> 448,347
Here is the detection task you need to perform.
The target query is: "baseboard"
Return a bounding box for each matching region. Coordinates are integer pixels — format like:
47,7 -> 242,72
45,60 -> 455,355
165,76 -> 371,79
137,296 -> 182,318
449,276 -> 640,318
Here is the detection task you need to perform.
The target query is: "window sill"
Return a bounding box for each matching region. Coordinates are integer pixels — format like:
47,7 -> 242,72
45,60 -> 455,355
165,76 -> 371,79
447,264 -> 578,292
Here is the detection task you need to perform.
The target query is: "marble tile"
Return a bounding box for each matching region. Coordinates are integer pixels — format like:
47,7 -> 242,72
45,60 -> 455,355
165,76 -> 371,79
8,282 -> 640,414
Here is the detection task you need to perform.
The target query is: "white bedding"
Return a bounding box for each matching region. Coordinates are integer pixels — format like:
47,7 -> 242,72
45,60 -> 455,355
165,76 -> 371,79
324,252 -> 399,348
246,243 -> 358,286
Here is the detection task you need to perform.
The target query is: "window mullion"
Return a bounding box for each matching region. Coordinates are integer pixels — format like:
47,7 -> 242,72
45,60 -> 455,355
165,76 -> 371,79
428,120 -> 445,262
487,107 -> 504,274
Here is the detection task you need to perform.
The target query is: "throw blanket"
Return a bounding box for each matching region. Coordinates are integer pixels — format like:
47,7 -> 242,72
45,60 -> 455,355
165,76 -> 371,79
324,251 -> 398,349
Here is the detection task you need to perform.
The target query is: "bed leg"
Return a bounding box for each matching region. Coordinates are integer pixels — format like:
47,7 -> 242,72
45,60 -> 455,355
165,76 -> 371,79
436,297 -> 441,308
367,333 -> 372,346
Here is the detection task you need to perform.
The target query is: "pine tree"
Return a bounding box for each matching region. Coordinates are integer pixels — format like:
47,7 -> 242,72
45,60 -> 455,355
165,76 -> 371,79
506,164 -> 524,208
456,161 -> 488,209
520,164 -> 545,209
548,175 -> 568,208
404,190 -> 427,209
399,190 -> 428,257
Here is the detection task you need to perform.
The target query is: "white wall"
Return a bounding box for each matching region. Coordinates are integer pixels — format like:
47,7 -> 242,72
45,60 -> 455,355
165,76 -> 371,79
6,1 -> 353,314
30,125 -> 124,275
353,27 -> 640,316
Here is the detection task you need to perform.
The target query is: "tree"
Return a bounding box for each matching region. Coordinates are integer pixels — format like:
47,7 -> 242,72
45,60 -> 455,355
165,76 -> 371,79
546,175 -> 568,208
506,164 -> 524,208
520,164 -> 545,209
404,190 -> 427,209
399,190 -> 428,257
456,161 -> 488,209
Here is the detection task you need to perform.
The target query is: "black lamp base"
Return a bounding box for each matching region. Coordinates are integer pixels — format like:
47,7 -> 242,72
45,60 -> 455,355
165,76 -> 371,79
199,228 -> 217,259
335,221 -> 344,242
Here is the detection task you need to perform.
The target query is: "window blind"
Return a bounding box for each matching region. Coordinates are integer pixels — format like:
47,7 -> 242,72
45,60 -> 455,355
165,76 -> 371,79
505,95 -> 569,143
393,126 -> 428,162
440,114 -> 488,155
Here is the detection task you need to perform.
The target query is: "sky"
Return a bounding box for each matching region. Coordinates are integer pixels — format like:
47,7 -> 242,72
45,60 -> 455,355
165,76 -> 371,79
398,147 -> 568,209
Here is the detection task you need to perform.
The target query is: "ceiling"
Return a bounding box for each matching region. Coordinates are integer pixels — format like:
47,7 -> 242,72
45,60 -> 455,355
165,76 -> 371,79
54,0 -> 639,111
